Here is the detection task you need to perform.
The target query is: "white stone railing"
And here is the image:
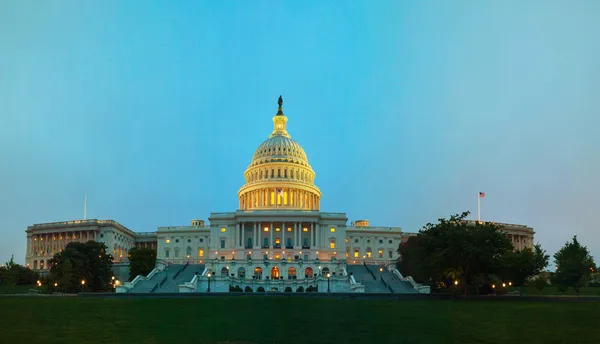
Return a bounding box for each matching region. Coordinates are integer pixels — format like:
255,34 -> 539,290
393,269 -> 430,294
117,268 -> 158,293
179,274 -> 200,293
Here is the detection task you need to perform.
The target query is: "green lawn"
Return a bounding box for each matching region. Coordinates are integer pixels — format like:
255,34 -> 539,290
0,284 -> 36,294
0,297 -> 598,344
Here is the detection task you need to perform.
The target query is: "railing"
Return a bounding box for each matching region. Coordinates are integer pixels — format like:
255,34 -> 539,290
158,274 -> 168,288
363,262 -> 376,280
393,268 -> 430,294
380,276 -> 394,293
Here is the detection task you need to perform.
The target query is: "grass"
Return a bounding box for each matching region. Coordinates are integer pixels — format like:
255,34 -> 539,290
518,286 -> 600,296
0,297 -> 599,344
0,284 -> 36,294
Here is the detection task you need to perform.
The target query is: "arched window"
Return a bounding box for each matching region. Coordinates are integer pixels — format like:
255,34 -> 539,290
278,169 -> 281,177
174,248 -> 180,258
254,267 -> 263,279
198,249 -> 204,257
271,169 -> 274,178
260,170 -> 263,179
271,267 -> 280,279
291,170 -> 294,179
220,238 -> 226,249
288,267 -> 296,279
186,247 -> 192,257
245,286 -> 253,292
247,237 -> 253,249
263,237 -> 269,248
238,267 -> 246,279
33,260 -> 38,269
286,237 -> 293,248
305,267 -> 314,278
165,248 -> 170,258
329,238 -> 336,249
354,248 -> 359,258
366,247 -> 372,258
221,267 -> 229,277
284,169 -> 288,178
322,267 -> 330,276
257,286 -> 265,292
378,249 -> 384,258
275,237 -> 281,248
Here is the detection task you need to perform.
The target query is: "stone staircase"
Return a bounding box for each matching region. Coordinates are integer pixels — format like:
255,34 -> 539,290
346,265 -> 391,293
346,264 -> 418,294
369,265 -> 418,294
128,263 -> 206,293
154,263 -> 205,293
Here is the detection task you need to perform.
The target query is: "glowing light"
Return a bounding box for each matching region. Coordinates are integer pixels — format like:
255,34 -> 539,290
492,284 -> 496,289
207,272 -> 212,278
508,281 -> 512,286
327,273 -> 331,278
502,283 -> 506,287
81,280 -> 85,285
54,282 -> 58,287
111,276 -> 115,280
454,280 -> 458,285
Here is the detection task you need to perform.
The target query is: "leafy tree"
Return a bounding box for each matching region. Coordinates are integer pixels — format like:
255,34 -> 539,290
553,236 -> 595,296
502,244 -> 550,287
49,241 -> 114,292
0,255 -> 39,287
128,247 -> 157,281
531,276 -> 548,296
396,211 -> 513,295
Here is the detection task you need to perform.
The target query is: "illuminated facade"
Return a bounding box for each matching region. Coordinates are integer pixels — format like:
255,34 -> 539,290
24,97 -> 534,293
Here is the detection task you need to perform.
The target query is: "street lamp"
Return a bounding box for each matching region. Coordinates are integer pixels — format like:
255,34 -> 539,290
327,272 -> 331,293
207,272 -> 212,292
454,280 -> 458,286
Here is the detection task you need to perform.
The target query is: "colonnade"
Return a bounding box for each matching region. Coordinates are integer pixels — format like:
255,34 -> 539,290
28,230 -> 98,257
507,234 -> 533,250
239,188 -> 320,210
234,221 -> 322,250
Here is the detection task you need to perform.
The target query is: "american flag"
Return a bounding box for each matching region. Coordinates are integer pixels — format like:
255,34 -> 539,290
479,192 -> 486,198
277,189 -> 284,197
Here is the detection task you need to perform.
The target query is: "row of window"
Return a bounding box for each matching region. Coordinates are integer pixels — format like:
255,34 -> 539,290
350,248 -> 395,259
352,238 -> 394,244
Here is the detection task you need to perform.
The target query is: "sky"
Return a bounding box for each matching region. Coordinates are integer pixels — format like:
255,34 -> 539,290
1,1 -> 599,265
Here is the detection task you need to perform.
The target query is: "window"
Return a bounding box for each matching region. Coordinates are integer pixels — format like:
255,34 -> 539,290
378,250 -> 383,258
199,249 -> 204,257
186,247 -> 192,257
345,238 -> 349,243
367,240 -> 370,244
275,227 -> 280,232
389,240 -> 393,244
379,240 -> 383,244
263,227 -> 269,232
330,227 -> 335,233
175,239 -> 180,243
274,254 -> 281,259
287,227 -> 292,232
354,249 -> 359,258
303,227 -> 308,232
220,239 -> 226,249
174,249 -> 179,258
166,239 -> 171,244
388,250 -> 393,258
354,239 -> 359,243
200,238 -> 204,243
187,239 -> 191,243
329,239 -> 336,249
220,227 -> 226,233
100,234 -> 104,238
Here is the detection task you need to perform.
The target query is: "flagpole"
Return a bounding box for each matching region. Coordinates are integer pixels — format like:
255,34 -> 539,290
477,192 -> 480,223
84,193 -> 87,220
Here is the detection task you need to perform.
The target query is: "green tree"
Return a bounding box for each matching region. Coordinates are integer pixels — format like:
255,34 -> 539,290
531,275 -> 548,296
128,247 -> 157,281
397,211 -> 513,295
502,244 -> 550,287
553,236 -> 595,296
49,241 -> 114,292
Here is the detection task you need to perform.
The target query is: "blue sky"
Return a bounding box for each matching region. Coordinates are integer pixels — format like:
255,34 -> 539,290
1,1 -> 599,265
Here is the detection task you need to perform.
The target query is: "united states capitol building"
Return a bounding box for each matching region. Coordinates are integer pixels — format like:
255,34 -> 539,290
24,97 -> 535,293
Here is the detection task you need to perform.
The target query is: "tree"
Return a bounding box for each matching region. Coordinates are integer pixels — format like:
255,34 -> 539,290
49,241 -> 114,292
397,211 -> 513,295
531,275 -> 548,296
0,255 -> 39,287
502,244 -> 550,287
553,236 -> 595,296
128,247 -> 157,281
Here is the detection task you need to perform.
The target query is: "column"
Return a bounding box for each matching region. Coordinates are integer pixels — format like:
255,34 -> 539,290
310,222 -> 314,247
269,222 -> 274,248
282,222 -> 286,248
253,222 -> 258,248
294,223 -> 298,248
241,223 -> 245,248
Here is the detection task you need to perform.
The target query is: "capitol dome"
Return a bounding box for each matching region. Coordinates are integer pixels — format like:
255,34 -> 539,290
238,97 -> 321,211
